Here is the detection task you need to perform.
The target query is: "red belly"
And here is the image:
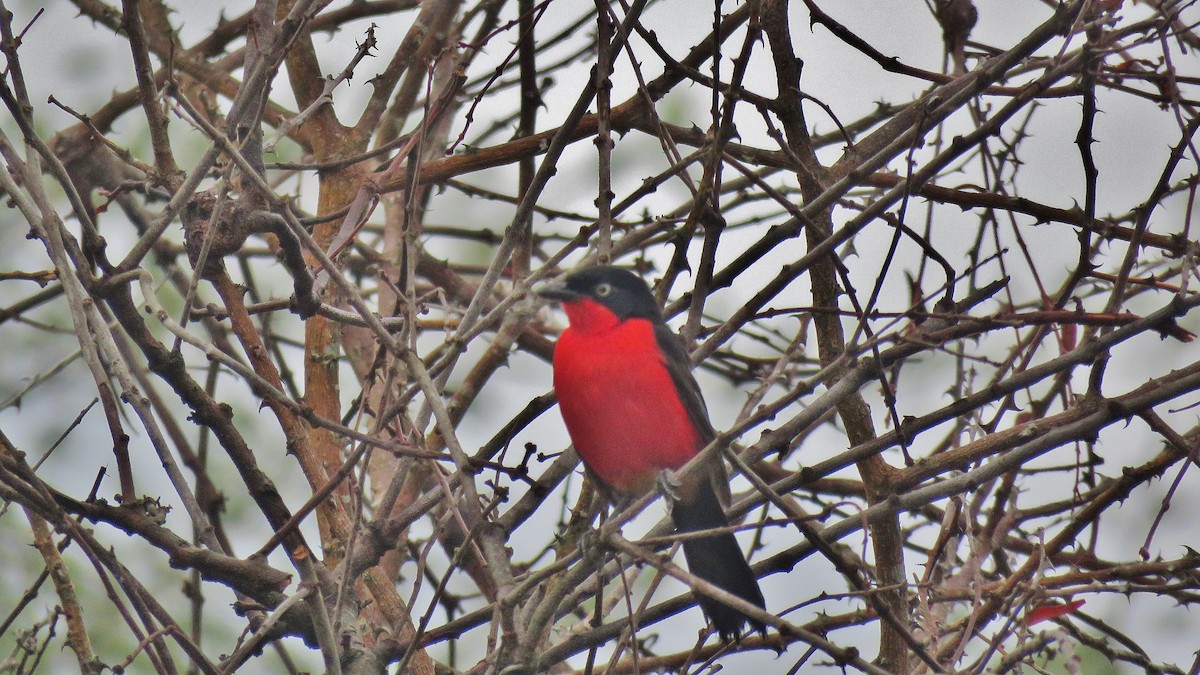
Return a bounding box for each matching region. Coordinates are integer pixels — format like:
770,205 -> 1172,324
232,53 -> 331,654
553,318 -> 702,496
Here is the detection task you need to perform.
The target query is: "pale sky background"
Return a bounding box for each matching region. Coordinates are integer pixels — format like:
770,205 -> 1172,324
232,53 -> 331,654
1,1 -> 1198,673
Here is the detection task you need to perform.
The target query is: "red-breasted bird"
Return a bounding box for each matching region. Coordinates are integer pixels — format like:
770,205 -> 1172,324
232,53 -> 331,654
538,265 -> 767,641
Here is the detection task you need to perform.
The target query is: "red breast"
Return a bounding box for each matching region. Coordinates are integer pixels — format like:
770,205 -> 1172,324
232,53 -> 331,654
552,298 -> 702,496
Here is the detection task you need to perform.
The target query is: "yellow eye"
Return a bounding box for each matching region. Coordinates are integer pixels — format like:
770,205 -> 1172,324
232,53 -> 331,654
595,282 -> 613,297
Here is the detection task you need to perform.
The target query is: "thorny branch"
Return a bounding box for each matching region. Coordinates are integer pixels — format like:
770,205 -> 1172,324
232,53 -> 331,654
0,1 -> 1199,673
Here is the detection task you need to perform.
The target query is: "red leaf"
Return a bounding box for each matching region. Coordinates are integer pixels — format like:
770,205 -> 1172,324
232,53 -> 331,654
1059,321 -> 1076,352
1026,599 -> 1085,626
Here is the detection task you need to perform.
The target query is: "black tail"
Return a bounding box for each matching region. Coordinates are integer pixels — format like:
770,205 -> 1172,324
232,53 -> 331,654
672,481 -> 766,641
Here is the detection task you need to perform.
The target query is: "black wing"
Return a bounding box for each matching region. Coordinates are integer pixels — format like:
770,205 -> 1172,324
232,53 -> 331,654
652,323 -> 734,506
653,323 -> 717,443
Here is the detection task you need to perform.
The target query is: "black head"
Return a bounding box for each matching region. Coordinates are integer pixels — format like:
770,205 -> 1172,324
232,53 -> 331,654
536,265 -> 663,322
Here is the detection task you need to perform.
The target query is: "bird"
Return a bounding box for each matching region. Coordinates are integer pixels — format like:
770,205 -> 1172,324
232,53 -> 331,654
538,265 -> 767,641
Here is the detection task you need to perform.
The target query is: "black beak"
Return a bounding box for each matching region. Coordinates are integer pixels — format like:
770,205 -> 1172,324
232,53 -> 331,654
534,279 -> 580,303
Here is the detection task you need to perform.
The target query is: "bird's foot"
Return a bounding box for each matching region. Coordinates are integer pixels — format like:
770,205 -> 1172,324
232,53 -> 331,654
656,469 -> 682,504
578,528 -> 604,566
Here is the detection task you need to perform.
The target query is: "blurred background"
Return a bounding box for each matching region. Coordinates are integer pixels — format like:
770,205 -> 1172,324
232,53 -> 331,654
1,0 -> 1199,672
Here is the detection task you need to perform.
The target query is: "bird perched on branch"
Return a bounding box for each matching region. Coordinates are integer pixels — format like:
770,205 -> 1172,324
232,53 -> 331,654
538,265 -> 767,641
